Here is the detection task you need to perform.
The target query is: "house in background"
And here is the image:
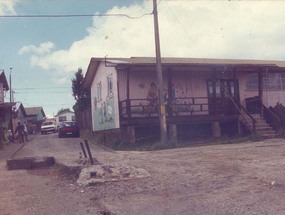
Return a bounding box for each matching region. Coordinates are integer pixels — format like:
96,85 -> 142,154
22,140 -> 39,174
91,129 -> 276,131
55,109 -> 75,124
0,71 -> 15,130
11,102 -> 27,133
0,71 -> 15,145
25,107 -> 46,131
83,57 -> 285,143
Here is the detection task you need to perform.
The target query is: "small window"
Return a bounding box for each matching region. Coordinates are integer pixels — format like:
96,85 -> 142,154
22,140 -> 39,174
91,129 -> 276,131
59,116 -> 67,122
107,75 -> 113,96
215,81 -> 221,97
246,72 -> 285,90
71,116 -> 76,121
207,80 -> 213,97
246,73 -> 258,90
97,82 -> 102,101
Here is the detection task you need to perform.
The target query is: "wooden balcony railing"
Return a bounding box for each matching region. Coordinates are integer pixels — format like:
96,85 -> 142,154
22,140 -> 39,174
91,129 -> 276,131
119,97 -> 209,119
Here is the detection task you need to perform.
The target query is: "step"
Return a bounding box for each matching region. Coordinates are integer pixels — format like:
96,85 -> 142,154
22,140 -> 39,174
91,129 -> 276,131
255,126 -> 275,131
261,134 -> 279,139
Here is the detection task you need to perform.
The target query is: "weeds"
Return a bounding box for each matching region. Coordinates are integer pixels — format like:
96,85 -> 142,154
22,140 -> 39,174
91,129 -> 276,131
81,129 -> 267,152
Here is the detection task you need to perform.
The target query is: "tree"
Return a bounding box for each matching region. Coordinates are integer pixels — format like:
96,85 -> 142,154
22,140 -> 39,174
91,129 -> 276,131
71,68 -> 90,114
57,108 -> 71,115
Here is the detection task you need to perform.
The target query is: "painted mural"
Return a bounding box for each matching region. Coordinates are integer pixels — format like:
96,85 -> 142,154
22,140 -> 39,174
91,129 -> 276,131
132,71 -> 209,115
93,96 -> 115,131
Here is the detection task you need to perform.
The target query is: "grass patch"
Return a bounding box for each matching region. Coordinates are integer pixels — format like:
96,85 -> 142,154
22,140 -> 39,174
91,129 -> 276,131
80,129 -> 266,151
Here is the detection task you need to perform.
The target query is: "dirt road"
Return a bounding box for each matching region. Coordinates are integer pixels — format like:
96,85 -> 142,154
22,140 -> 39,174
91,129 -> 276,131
2,134 -> 285,214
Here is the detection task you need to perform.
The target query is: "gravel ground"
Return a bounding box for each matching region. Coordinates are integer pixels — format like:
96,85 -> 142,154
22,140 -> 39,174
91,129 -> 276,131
2,134 -> 285,214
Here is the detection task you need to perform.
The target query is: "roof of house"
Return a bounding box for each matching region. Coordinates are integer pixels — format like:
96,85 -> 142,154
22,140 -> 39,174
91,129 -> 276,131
0,102 -> 16,109
0,71 -> 9,90
13,102 -> 27,116
55,109 -> 74,117
83,57 -> 285,87
25,107 -> 46,117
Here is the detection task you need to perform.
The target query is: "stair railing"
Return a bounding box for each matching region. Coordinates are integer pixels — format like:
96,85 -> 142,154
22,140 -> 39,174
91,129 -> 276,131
219,81 -> 256,134
260,102 -> 281,131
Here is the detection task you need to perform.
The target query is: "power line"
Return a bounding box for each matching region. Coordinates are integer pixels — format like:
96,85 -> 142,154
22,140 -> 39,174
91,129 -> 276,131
13,87 -> 70,90
0,13 -> 152,19
14,91 -> 70,94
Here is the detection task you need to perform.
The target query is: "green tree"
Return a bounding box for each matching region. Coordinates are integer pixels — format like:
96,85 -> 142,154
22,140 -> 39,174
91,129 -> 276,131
71,68 -> 90,114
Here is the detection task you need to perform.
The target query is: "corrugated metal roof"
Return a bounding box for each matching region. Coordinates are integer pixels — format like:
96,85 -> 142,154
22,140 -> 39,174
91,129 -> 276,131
105,57 -> 285,67
0,102 -> 16,108
83,57 -> 285,88
25,107 -> 45,117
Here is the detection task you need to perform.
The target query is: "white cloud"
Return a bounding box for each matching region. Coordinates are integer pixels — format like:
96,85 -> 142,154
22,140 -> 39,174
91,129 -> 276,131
18,42 -> 55,55
21,1 -> 285,81
0,0 -> 18,15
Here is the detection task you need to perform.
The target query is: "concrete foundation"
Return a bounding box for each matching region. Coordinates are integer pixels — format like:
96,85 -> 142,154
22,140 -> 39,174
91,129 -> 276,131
212,121 -> 221,138
121,126 -> 136,144
168,124 -> 177,144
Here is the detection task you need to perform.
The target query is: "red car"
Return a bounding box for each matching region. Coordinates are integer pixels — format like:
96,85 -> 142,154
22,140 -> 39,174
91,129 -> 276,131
58,121 -> 80,138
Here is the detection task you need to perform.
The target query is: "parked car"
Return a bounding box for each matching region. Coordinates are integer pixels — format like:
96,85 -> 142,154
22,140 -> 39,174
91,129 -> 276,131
41,121 -> 57,134
58,121 -> 80,138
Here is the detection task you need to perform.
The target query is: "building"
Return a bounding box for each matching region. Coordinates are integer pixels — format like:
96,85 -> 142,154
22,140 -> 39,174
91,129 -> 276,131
0,71 -> 15,144
83,57 -> 285,143
25,107 -> 46,131
11,102 -> 27,133
55,109 -> 75,124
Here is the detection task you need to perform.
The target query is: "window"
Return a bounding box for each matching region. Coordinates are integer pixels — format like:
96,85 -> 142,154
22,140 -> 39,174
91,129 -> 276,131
246,73 -> 259,90
59,116 -> 67,122
71,116 -> 76,121
263,73 -> 284,89
246,72 -> 285,90
97,82 -> 102,101
215,81 -> 221,97
107,75 -> 113,96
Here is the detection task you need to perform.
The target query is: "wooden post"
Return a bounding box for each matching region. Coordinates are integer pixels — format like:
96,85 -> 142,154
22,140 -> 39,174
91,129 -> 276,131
126,68 -> 131,120
80,142 -> 87,158
258,69 -> 263,116
167,67 -> 173,117
84,140 -> 94,165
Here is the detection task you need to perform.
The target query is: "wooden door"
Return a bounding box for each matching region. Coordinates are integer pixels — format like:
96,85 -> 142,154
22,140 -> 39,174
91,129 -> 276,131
207,79 -> 239,115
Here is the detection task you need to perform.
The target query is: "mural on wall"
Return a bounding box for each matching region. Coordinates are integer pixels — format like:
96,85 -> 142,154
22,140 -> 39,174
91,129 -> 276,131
93,96 -> 115,131
137,79 -> 197,114
146,82 -> 158,105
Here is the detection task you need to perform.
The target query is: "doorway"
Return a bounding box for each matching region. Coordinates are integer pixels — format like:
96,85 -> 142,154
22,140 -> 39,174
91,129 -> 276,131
207,79 -> 239,115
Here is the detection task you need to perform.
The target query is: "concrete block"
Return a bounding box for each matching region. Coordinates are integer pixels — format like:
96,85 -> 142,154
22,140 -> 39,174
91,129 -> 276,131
32,157 -> 55,169
6,156 -> 55,170
6,157 -> 34,170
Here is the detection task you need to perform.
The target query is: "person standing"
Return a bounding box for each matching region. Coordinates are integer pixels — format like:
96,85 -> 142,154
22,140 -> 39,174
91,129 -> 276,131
23,122 -> 28,141
14,122 -> 25,143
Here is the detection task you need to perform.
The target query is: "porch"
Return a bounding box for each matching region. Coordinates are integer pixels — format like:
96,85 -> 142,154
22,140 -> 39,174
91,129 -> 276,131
119,97 -> 239,125
119,95 -> 280,142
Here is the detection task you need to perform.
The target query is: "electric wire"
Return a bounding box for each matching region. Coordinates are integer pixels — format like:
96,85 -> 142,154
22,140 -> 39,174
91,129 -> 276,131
0,13 -> 153,19
165,4 -> 210,64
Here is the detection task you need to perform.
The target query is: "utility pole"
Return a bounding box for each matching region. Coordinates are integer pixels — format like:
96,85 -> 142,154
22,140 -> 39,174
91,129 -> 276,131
153,0 -> 167,143
9,67 -> 12,103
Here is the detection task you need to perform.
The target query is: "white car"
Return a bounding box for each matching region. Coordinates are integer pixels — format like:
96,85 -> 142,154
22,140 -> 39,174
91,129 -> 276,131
41,121 -> 57,134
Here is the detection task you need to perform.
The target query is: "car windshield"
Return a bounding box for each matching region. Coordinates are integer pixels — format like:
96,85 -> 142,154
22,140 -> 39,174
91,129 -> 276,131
60,122 -> 76,127
43,121 -> 54,126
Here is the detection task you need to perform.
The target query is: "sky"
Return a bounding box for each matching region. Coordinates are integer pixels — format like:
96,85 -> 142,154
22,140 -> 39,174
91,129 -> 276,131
1,0 -> 285,117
